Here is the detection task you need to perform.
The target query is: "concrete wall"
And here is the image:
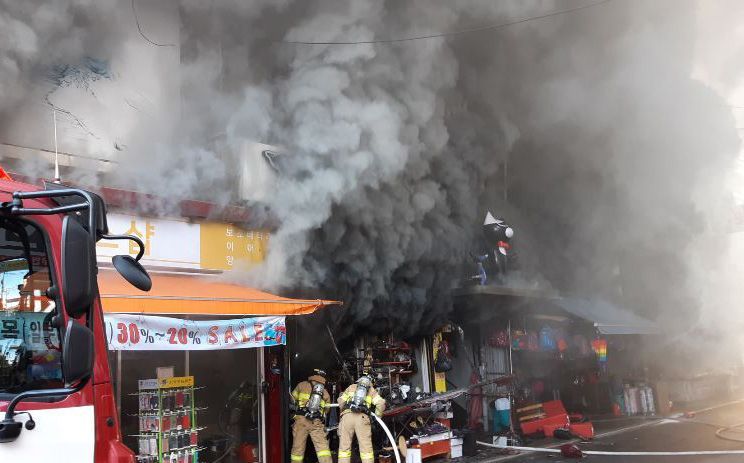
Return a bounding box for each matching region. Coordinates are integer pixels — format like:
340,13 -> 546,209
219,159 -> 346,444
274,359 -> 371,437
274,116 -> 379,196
1,1 -> 180,177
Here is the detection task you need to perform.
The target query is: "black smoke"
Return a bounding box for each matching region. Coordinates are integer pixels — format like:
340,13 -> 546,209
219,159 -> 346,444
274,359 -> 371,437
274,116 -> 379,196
2,1 -> 741,345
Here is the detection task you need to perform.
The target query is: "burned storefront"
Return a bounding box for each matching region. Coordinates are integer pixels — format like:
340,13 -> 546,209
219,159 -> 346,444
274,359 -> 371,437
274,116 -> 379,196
449,285 -> 660,428
282,210 -> 664,461
287,309 -> 489,461
429,211 -> 663,444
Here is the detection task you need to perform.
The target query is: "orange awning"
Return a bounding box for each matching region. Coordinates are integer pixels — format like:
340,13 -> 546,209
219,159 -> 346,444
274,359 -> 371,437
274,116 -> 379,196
98,270 -> 340,316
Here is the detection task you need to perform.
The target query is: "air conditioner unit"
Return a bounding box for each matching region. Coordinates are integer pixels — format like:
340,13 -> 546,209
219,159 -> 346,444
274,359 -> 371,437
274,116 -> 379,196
238,141 -> 282,202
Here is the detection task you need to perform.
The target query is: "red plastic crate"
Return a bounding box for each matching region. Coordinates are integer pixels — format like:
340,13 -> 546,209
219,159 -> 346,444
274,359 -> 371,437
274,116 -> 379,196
542,424 -> 563,438
519,400 -> 570,436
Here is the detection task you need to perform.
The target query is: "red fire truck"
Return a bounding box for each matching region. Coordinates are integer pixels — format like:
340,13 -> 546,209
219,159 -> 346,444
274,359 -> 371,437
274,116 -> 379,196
0,168 -> 150,462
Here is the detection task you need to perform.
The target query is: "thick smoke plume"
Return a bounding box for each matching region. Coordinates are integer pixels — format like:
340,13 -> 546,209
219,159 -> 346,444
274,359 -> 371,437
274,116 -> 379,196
1,1 -> 742,354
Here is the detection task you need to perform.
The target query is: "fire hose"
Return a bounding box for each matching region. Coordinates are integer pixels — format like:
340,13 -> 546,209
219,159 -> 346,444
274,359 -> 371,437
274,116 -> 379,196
372,412 -> 402,463
477,406 -> 744,458
477,440 -> 744,456
675,416 -> 744,443
715,422 -> 744,443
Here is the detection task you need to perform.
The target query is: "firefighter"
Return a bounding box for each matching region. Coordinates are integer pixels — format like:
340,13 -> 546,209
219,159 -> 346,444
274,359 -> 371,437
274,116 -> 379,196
337,375 -> 386,463
290,369 -> 333,463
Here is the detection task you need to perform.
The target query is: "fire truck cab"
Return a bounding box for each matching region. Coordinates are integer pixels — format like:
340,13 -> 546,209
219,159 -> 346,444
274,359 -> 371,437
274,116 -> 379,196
0,173 -> 150,462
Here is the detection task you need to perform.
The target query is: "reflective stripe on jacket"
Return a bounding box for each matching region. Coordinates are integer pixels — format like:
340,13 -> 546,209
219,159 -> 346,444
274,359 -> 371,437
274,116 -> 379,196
338,383 -> 386,416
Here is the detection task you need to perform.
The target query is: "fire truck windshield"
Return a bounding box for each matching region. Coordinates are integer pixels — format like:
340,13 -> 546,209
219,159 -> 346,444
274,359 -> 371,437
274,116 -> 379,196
0,218 -> 61,398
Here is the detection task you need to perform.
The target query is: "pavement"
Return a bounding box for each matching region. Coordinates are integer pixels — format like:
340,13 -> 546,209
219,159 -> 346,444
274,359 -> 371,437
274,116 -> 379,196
456,398 -> 744,463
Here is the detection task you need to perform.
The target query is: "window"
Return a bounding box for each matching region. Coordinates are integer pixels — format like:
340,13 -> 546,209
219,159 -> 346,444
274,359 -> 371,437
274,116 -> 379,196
0,218 -> 61,396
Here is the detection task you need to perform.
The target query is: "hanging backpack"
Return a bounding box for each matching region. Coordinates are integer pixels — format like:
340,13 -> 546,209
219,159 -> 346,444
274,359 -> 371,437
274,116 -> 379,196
434,340 -> 452,372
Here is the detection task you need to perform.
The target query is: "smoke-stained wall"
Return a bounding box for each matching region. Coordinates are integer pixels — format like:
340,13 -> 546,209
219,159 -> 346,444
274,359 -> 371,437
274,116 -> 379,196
0,1 -> 180,174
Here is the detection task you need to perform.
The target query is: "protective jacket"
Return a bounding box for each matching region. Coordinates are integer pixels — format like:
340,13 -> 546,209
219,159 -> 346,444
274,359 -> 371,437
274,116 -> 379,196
338,383 -> 386,416
291,375 -> 331,414
289,375 -> 332,463
337,383 -> 386,463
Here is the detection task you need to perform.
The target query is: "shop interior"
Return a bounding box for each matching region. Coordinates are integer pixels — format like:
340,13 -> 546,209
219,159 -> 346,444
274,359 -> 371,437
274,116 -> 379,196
109,292 -> 657,463
110,342 -> 267,463
284,297 -> 658,462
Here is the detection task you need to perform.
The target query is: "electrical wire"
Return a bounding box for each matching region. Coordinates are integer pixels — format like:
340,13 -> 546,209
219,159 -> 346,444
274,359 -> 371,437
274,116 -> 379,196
131,0 -> 176,47
281,0 -> 613,45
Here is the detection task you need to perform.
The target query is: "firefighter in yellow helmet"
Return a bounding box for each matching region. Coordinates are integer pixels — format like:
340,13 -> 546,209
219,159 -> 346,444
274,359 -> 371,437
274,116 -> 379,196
337,375 -> 386,463
289,369 -> 332,463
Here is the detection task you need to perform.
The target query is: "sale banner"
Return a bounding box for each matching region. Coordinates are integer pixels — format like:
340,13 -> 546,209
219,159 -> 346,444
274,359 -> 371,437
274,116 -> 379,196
104,314 -> 286,351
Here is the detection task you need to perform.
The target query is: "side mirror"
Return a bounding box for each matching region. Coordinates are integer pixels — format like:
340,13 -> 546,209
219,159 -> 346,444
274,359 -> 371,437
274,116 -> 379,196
61,216 -> 96,317
62,320 -> 94,386
112,255 -> 152,291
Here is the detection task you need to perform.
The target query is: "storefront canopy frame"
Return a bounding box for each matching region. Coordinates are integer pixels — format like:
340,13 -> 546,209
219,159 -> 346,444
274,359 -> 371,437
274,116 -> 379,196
552,297 -> 657,335
98,270 -> 340,316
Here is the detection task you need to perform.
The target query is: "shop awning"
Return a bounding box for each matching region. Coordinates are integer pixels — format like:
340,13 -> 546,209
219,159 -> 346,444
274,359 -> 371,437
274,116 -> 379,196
552,297 -> 658,335
98,270 -> 340,316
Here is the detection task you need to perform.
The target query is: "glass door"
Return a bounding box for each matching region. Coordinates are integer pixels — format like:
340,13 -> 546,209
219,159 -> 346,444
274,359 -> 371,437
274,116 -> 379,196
189,348 -> 263,463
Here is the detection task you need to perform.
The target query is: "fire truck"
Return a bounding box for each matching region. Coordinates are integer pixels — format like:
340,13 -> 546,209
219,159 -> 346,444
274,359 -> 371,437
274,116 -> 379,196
0,168 -> 150,462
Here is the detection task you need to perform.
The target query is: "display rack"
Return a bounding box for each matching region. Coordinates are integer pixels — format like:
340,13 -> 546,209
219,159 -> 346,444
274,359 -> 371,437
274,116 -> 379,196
364,344 -> 415,385
134,376 -> 204,463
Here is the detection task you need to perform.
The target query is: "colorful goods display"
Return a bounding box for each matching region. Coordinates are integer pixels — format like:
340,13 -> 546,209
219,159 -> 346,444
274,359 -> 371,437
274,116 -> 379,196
135,376 -> 202,463
591,339 -> 607,363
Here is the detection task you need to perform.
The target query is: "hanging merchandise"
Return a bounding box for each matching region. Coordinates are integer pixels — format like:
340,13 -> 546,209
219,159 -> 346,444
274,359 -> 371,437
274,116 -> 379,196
527,331 -> 539,352
467,370 -> 483,430
489,329 -> 510,348
539,326 -> 556,351
554,327 -> 568,353
434,344 -> 452,372
433,332 -> 452,372
591,339 -> 608,364
624,385 -> 640,415
135,377 -> 201,463
644,386 -> 656,415
512,330 -> 527,350
269,354 -> 282,375
639,386 -> 649,415
557,338 -> 568,353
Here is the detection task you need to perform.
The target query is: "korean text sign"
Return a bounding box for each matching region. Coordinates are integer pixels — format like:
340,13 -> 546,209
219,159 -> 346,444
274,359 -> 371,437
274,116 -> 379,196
104,314 -> 286,351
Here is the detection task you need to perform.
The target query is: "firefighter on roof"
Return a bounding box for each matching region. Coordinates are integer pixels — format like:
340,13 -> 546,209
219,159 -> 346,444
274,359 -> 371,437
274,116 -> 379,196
289,369 -> 332,463
337,375 -> 386,463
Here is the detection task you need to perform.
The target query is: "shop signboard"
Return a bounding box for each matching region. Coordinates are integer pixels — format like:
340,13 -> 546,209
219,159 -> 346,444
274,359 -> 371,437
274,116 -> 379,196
159,376 -> 195,388
104,314 -> 286,351
96,213 -> 269,271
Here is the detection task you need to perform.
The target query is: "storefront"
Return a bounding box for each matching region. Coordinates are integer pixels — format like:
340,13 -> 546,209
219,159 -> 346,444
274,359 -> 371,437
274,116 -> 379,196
90,211 -> 339,463
100,270 -> 338,463
446,285 -> 659,437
